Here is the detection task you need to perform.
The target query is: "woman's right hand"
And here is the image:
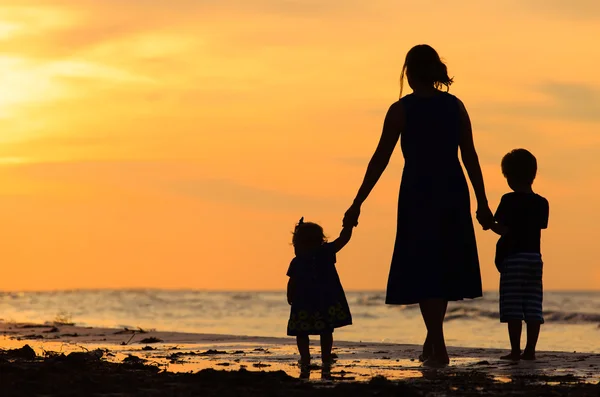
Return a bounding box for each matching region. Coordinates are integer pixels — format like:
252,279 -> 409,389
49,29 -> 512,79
343,203 -> 361,228
476,205 -> 494,230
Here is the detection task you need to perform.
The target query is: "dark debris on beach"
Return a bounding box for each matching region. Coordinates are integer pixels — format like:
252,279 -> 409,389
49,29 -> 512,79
1,345 -> 600,397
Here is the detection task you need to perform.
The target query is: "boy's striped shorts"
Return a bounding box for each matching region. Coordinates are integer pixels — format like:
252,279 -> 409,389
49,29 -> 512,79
499,253 -> 544,324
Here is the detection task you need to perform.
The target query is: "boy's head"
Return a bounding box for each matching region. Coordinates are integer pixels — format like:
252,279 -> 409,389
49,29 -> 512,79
292,217 -> 327,255
501,148 -> 537,190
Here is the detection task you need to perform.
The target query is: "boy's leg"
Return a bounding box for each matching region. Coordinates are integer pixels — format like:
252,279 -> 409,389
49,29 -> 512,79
296,335 -> 310,365
499,256 -> 527,361
522,321 -> 541,360
320,332 -> 333,364
522,255 -> 544,361
500,320 -> 522,360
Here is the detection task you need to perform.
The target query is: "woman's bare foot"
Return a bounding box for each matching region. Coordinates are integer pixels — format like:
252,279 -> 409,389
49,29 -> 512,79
500,351 -> 521,361
419,338 -> 433,362
520,350 -> 536,361
422,354 -> 449,368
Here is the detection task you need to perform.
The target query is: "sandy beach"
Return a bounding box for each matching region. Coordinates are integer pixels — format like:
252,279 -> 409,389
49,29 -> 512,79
1,321 -> 599,396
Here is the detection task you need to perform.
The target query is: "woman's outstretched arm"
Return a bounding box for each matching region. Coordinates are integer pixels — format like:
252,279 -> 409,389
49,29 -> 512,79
351,102 -> 403,207
457,99 -> 493,228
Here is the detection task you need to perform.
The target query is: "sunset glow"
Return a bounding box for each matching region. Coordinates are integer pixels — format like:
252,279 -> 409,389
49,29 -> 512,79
1,1 -> 599,291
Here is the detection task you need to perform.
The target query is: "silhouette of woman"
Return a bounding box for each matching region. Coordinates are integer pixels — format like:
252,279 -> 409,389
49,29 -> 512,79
343,44 -> 494,367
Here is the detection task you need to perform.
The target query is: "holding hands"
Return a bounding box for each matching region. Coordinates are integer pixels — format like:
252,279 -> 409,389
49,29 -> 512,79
476,204 -> 494,231
344,202 -> 495,231
343,203 -> 361,228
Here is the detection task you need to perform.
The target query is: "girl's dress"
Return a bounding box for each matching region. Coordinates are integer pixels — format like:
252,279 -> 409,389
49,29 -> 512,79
386,92 -> 483,305
286,243 -> 352,336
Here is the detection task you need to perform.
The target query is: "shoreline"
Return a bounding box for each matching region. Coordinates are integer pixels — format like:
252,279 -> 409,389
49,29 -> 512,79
2,319 -> 598,353
1,321 -> 599,396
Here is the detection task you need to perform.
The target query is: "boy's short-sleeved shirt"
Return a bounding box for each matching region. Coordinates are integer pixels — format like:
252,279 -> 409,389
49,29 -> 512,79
494,192 -> 549,265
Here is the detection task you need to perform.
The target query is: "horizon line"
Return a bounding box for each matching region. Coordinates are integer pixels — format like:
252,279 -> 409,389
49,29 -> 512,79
1,288 -> 598,293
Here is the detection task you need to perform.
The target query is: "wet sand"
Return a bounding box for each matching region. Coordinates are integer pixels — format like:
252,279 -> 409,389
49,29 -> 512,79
1,321 -> 599,396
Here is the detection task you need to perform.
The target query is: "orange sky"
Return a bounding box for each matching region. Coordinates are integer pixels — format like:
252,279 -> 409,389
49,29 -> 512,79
1,1 -> 599,291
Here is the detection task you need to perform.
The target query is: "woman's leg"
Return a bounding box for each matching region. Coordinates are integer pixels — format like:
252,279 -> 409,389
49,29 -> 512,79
419,334 -> 432,362
420,302 -> 448,361
419,299 -> 449,365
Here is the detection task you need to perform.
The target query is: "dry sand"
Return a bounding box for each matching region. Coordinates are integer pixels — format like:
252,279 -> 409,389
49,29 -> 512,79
1,321 -> 599,396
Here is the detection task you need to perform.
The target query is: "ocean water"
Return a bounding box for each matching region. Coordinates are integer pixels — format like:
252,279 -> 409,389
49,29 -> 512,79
0,290 -> 598,353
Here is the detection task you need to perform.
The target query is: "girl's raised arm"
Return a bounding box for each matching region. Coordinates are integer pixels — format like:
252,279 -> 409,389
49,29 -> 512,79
332,226 -> 353,253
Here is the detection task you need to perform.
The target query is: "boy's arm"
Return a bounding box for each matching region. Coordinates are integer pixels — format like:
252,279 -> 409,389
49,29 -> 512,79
540,198 -> 549,229
492,195 -> 509,236
332,226 -> 353,253
287,278 -> 295,305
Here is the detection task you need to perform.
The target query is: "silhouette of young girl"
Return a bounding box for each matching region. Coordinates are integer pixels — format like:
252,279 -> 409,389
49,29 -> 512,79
343,44 -> 494,367
286,218 -> 353,377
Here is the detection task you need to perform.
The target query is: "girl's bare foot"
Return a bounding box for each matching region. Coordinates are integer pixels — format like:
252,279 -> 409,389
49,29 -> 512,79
500,351 -> 521,361
298,359 -> 311,379
321,360 -> 333,380
520,350 -> 536,361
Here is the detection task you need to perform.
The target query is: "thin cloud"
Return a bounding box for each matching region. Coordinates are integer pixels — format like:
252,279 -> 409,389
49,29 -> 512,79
539,83 -> 600,122
518,0 -> 600,20
473,82 -> 600,124
175,178 -> 346,213
335,156 -> 403,175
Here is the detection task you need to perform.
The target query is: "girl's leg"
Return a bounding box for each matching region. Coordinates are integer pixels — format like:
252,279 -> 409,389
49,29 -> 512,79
320,332 -> 333,364
419,299 -> 449,366
522,321 -> 540,360
296,335 -> 310,365
320,332 -> 334,380
500,321 -> 522,360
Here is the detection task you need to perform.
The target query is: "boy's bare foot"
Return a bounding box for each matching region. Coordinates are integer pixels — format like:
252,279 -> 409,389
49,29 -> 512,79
520,350 -> 536,361
500,352 -> 521,361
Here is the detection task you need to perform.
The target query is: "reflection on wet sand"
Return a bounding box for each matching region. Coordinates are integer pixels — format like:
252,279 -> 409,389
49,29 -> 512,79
1,321 -> 599,395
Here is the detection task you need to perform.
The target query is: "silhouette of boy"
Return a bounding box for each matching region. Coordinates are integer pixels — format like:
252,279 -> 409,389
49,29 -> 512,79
491,149 -> 549,361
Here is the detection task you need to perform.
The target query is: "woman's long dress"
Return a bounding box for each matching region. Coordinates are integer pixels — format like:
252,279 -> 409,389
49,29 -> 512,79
385,92 -> 483,305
